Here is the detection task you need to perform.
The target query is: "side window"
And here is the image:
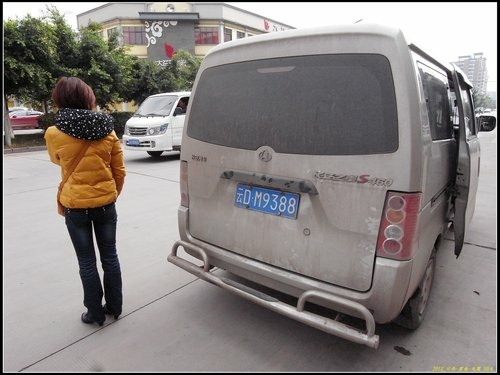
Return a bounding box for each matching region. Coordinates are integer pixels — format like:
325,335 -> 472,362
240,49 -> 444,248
176,97 -> 189,114
418,62 -> 453,140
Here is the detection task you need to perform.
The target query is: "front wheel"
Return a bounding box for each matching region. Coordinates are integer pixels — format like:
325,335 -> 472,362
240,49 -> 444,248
147,151 -> 163,158
394,247 -> 437,330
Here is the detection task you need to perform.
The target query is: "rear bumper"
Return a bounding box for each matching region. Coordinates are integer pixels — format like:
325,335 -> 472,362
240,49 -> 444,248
173,206 -> 413,348
169,240 -> 380,348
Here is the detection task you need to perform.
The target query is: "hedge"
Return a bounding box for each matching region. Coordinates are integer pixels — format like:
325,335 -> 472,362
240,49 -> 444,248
109,112 -> 134,138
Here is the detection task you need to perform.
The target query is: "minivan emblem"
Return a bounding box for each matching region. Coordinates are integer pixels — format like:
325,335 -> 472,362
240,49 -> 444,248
258,148 -> 272,162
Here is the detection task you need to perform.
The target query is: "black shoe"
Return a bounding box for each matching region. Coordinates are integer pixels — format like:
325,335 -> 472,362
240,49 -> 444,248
81,312 -> 104,326
103,304 -> 120,320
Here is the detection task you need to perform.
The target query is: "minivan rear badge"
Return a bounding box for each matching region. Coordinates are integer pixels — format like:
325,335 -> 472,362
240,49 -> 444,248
258,148 -> 272,162
314,171 -> 393,187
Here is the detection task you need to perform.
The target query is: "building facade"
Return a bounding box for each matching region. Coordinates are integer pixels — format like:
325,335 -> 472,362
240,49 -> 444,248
77,2 -> 294,66
451,53 -> 488,95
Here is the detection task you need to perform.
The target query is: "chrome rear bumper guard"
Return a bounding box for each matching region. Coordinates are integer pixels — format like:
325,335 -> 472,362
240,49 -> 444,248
169,240 -> 379,349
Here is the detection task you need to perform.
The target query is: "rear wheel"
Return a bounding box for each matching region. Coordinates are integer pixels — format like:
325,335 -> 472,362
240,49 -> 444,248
394,247 -> 437,330
147,151 -> 163,158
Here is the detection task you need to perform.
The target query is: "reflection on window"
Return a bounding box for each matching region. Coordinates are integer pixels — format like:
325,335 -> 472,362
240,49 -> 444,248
418,63 -> 453,140
123,26 -> 147,45
136,95 -> 177,116
461,88 -> 476,136
237,31 -> 245,39
450,92 -> 459,126
195,27 -> 219,44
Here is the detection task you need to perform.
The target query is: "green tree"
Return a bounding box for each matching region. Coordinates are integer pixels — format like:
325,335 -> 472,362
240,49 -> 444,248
75,22 -> 134,109
168,49 -> 202,91
127,58 -> 163,105
3,7 -> 202,114
125,49 -> 202,106
4,13 -> 57,144
3,16 -> 56,112
46,6 -> 80,78
472,89 -> 496,111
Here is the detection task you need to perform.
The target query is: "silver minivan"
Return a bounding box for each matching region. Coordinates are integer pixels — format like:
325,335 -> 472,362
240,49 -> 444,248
168,23 -> 496,348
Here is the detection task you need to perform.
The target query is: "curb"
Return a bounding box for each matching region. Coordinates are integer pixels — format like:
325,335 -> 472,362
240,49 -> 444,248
4,146 -> 47,154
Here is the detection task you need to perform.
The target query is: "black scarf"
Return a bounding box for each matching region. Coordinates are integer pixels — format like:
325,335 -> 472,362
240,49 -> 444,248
55,108 -> 114,140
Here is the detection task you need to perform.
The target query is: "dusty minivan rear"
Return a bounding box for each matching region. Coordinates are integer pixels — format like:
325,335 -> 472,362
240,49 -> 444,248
168,23 -> 494,348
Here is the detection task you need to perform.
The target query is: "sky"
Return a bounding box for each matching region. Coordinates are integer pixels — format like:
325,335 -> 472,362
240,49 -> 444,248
3,2 -> 497,91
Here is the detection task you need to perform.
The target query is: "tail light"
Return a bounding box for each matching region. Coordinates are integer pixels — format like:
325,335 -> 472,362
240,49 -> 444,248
376,191 -> 422,261
180,161 -> 189,207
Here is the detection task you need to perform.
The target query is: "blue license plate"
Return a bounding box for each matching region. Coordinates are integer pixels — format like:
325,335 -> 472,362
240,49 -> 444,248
234,184 -> 300,219
127,139 -> 140,146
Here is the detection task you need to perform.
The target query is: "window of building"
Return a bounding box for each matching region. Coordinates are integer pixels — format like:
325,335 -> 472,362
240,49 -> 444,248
107,27 -> 119,39
123,26 -> 147,45
237,31 -> 245,39
195,27 -> 219,45
224,28 -> 232,42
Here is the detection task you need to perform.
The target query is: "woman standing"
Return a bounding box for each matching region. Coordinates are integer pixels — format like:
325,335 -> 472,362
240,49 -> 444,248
45,77 -> 126,326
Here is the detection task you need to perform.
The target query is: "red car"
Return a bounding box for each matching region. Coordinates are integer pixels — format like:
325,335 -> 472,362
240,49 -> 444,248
9,110 -> 44,129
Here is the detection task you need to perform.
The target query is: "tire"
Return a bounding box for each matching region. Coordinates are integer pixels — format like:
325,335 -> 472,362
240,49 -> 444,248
394,247 -> 437,330
147,151 -> 163,158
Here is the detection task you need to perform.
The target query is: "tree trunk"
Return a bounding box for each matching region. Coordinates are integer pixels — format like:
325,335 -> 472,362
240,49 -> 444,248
4,95 -> 15,146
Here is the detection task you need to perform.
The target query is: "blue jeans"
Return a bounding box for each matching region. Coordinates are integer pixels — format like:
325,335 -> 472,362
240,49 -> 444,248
65,203 -> 122,322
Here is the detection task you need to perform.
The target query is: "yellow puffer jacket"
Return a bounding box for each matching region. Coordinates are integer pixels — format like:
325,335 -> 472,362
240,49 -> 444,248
45,125 -> 126,209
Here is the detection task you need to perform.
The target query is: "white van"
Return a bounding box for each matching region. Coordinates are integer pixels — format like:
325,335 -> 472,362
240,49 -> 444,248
168,24 -> 496,348
122,92 -> 190,157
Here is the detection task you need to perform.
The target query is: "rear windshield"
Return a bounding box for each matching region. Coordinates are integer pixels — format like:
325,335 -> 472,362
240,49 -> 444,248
188,54 -> 398,155
134,95 -> 177,117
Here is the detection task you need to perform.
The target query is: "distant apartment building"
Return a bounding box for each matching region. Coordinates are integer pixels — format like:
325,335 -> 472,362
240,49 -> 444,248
77,2 -> 294,66
452,53 -> 488,94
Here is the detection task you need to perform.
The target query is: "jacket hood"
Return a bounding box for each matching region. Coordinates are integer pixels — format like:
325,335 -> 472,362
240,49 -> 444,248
55,108 -> 114,140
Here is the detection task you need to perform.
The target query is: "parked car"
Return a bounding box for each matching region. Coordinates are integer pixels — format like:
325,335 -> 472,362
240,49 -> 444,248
9,110 -> 44,129
8,106 -> 29,113
122,92 -> 190,157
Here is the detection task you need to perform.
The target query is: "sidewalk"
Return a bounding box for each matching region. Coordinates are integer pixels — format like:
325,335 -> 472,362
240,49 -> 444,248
3,142 -> 497,372
4,129 -> 46,153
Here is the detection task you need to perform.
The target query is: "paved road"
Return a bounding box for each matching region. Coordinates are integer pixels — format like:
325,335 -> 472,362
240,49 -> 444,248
3,134 -> 497,372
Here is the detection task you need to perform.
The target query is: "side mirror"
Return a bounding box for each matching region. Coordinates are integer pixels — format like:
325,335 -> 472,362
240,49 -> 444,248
477,115 -> 496,132
173,107 -> 183,116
